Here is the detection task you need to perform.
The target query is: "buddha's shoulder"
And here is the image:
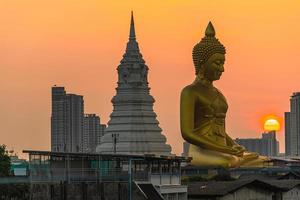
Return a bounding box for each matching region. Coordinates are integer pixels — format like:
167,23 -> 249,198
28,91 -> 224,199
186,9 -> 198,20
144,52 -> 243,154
181,83 -> 202,96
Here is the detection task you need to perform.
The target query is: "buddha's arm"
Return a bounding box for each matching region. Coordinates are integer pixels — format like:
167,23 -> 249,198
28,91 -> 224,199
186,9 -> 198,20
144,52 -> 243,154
180,87 -> 240,155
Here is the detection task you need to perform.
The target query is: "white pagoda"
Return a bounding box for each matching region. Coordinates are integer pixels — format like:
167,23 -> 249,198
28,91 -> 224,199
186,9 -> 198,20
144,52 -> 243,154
96,13 -> 171,155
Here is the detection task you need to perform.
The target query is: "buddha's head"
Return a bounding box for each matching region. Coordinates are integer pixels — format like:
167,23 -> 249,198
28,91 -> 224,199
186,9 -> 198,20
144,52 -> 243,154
193,22 -> 226,82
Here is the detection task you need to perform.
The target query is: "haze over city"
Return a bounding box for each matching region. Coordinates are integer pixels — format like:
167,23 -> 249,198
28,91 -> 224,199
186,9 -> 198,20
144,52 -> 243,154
1,0 -> 300,156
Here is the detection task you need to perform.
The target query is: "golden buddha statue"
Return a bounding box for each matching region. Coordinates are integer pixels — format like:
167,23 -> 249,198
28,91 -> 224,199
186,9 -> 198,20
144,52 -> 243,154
180,22 -> 268,168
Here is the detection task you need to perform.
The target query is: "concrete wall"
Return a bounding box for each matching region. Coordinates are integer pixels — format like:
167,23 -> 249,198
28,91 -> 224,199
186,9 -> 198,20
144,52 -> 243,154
150,174 -> 180,185
156,184 -> 187,200
30,182 -> 147,200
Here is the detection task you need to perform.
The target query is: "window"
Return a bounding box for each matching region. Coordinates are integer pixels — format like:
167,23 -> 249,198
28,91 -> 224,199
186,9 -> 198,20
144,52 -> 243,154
172,161 -> 180,174
168,193 -> 177,200
151,161 -> 160,173
161,162 -> 170,174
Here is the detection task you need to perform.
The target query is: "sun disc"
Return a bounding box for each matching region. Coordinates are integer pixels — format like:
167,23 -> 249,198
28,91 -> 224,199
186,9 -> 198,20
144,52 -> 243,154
264,118 -> 280,131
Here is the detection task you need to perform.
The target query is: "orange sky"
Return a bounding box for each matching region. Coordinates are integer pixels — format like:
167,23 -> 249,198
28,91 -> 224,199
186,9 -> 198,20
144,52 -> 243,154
1,0 -> 300,157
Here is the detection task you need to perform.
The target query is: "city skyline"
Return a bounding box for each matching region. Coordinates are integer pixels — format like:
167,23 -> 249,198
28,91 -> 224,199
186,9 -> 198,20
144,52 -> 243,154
51,86 -> 106,153
2,0 -> 300,156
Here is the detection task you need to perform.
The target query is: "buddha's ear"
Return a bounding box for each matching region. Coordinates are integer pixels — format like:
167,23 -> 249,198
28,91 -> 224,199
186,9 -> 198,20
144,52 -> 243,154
196,64 -> 205,75
199,62 -> 205,71
198,59 -> 203,68
197,60 -> 203,69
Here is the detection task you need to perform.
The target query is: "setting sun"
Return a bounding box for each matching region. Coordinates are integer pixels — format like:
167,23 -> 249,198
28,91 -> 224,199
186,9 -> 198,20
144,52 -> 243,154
264,118 -> 280,131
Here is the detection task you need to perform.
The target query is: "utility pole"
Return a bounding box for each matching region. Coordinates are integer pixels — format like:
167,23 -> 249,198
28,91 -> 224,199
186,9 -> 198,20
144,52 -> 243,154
128,158 -> 144,200
112,133 -> 119,154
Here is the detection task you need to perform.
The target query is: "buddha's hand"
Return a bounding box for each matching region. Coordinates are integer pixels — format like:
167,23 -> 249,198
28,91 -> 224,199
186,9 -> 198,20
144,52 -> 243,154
231,145 -> 246,156
243,151 -> 259,159
232,145 -> 245,151
220,145 -> 243,156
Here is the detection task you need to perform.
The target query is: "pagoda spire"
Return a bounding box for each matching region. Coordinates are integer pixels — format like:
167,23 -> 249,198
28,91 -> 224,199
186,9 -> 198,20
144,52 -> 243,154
129,11 -> 136,40
123,11 -> 143,63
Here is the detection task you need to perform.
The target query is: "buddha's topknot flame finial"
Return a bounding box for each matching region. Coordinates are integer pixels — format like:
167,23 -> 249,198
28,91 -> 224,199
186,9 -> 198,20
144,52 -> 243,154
205,21 -> 215,37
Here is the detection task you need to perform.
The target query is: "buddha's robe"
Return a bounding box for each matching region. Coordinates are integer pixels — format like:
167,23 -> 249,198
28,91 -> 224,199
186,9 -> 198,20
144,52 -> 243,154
180,80 -> 268,167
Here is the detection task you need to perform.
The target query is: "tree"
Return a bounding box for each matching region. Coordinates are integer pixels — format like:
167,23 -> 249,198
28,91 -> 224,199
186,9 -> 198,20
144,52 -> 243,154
0,144 -> 11,177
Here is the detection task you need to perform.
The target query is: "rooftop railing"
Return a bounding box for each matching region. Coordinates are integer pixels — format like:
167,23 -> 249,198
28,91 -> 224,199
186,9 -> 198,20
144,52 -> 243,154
28,168 -> 150,183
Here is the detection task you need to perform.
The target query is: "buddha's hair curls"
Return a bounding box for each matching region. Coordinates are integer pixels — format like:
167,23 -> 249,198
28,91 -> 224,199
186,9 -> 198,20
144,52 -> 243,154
193,22 -> 226,75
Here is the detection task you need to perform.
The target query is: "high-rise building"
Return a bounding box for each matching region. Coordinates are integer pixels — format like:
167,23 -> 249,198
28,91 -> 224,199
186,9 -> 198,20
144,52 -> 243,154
96,13 -> 171,155
98,124 -> 106,145
285,92 -> 300,156
285,112 -> 291,155
51,87 -> 66,152
236,131 -> 279,157
182,142 -> 189,157
83,114 -> 106,153
51,86 -> 84,152
262,131 -> 279,156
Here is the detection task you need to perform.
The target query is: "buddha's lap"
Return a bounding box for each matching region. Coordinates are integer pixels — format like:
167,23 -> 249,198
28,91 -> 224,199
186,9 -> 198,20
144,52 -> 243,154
188,144 -> 266,167
188,144 -> 239,166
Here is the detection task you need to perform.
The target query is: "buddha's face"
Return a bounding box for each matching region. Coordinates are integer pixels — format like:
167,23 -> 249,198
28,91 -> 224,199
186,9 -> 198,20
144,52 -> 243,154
202,53 -> 225,82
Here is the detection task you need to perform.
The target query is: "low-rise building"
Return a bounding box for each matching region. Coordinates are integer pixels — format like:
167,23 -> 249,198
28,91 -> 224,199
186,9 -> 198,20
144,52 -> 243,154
187,179 -> 300,200
188,179 -> 277,200
23,150 -> 190,200
10,155 -> 28,176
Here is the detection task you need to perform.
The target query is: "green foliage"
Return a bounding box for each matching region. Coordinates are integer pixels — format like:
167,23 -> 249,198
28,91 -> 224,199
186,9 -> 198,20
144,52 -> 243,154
0,144 -> 11,177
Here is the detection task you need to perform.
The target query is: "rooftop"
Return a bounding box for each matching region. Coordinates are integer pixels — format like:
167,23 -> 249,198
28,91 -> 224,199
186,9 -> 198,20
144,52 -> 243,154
187,178 -> 300,197
23,150 -> 191,162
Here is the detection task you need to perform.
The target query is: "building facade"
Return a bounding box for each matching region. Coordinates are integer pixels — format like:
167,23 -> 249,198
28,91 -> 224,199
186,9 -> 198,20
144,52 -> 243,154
236,131 -> 279,157
83,114 -> 106,153
285,92 -> 300,156
262,131 -> 279,156
24,150 -> 189,200
51,87 -> 66,152
182,141 -> 189,157
96,13 -> 171,155
285,112 -> 291,156
51,86 -> 84,152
